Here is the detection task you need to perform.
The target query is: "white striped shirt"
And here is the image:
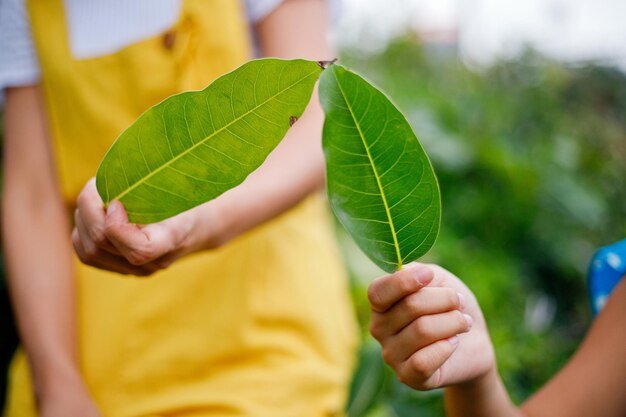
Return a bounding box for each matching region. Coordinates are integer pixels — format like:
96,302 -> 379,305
0,0 -> 283,91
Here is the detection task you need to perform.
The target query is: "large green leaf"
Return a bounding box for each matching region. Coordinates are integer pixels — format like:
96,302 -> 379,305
320,65 -> 440,272
96,58 -> 321,224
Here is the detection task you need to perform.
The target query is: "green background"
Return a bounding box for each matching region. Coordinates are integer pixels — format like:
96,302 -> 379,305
1,37 -> 625,415
342,38 -> 626,416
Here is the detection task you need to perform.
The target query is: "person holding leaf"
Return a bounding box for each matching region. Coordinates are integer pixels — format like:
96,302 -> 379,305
367,263 -> 626,417
0,1 -> 357,416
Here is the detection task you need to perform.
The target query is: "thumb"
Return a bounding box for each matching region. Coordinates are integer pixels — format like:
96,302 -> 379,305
105,200 -> 152,264
106,200 -> 129,224
368,263 -> 434,313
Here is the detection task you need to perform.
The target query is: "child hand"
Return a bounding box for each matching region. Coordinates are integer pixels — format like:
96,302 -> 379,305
368,263 -> 495,390
72,178 -> 217,276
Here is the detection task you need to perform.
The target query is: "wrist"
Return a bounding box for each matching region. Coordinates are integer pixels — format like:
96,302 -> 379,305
445,366 -> 520,417
452,364 -> 499,393
185,195 -> 235,253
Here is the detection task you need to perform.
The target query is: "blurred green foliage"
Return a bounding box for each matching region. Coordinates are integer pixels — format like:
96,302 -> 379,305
342,37 -> 626,416
1,38 -> 626,416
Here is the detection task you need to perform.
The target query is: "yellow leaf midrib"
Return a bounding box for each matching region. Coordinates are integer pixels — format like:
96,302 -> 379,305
334,71 -> 403,271
110,68 -> 320,203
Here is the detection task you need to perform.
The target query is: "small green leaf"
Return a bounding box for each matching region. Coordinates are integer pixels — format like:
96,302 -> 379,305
320,65 -> 441,272
96,58 -> 321,224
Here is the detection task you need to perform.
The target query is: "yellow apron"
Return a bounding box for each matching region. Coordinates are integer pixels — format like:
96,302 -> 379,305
4,1 -> 357,416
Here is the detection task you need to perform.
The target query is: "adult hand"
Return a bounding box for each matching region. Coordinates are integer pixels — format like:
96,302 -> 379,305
368,263 -> 495,390
72,179 -> 224,276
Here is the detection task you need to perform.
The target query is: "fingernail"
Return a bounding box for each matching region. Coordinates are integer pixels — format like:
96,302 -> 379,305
415,267 -> 432,285
463,314 -> 473,328
448,335 -> 459,346
457,292 -> 466,310
107,201 -> 119,215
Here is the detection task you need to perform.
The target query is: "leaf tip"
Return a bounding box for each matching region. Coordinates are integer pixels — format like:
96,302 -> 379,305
318,58 -> 338,70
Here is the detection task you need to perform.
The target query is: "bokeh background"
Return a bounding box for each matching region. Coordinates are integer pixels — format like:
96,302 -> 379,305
334,1 -> 626,416
1,0 -> 625,415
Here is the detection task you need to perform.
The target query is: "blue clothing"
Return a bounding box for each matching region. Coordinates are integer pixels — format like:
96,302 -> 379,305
588,239 -> 626,316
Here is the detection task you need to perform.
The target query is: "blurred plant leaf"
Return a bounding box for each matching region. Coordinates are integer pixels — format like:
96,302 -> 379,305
96,58 -> 321,223
347,341 -> 391,417
320,65 -> 440,272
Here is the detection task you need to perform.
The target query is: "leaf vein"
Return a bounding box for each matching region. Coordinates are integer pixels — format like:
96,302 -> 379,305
335,72 -> 403,270
167,165 -> 233,185
401,212 -> 438,263
110,68 -> 319,202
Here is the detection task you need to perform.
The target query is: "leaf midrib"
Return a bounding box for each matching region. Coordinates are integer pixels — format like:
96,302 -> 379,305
334,71 -> 403,271
110,68 -> 320,202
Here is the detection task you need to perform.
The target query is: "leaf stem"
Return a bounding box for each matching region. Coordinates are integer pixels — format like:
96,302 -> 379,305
318,58 -> 338,70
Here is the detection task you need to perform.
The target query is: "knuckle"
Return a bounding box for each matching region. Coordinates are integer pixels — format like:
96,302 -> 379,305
409,353 -> 432,381
444,288 -> 460,308
367,284 -> 384,311
405,294 -> 422,316
451,310 -> 468,330
420,370 -> 441,391
412,317 -> 430,337
397,273 -> 417,294
77,243 -> 99,265
396,370 -> 412,386
103,222 -> 120,237
83,243 -> 99,260
126,247 -> 154,265
89,228 -> 107,247
369,320 -> 382,340
380,346 -> 394,365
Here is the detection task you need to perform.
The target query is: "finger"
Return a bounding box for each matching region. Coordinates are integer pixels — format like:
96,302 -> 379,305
427,263 -> 467,288
382,310 -> 472,365
396,337 -> 460,390
128,222 -> 185,269
104,200 -> 161,265
370,287 -> 463,339
73,229 -> 160,276
73,228 -> 153,275
149,250 -> 182,270
74,209 -> 120,256
75,179 -> 119,254
368,263 -> 434,313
